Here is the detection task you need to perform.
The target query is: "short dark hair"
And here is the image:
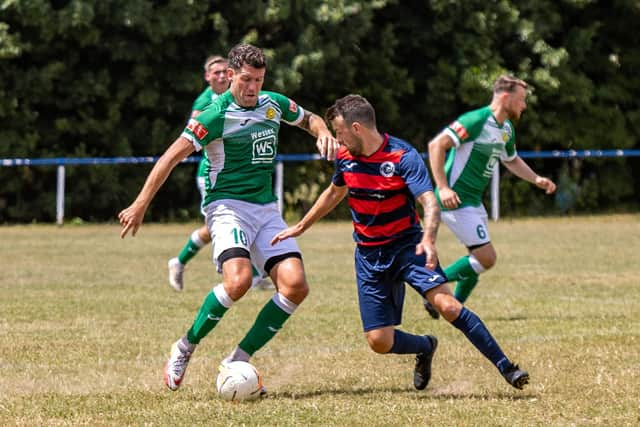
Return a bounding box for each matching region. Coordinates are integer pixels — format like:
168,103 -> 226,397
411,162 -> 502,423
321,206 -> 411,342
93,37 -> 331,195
325,94 -> 376,128
493,75 -> 528,94
204,55 -> 226,71
228,43 -> 267,70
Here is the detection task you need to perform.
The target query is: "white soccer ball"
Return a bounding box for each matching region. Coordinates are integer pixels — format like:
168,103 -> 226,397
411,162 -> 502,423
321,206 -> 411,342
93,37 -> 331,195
216,361 -> 263,401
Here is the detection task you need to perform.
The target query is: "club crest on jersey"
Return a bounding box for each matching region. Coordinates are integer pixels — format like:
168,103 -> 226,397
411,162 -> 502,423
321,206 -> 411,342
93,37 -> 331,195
265,107 -> 276,120
187,119 -> 208,140
380,161 -> 395,177
502,132 -> 510,142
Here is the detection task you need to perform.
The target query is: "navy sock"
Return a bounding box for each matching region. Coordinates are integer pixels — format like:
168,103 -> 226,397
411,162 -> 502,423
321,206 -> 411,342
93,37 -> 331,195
451,307 -> 511,373
388,329 -> 432,355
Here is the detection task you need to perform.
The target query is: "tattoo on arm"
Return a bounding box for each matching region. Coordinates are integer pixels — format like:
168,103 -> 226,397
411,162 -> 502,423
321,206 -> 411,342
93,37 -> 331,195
297,110 -> 314,135
421,192 -> 440,242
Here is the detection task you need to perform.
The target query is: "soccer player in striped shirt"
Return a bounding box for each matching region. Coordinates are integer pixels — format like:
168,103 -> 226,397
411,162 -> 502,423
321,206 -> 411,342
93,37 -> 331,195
272,94 -> 529,390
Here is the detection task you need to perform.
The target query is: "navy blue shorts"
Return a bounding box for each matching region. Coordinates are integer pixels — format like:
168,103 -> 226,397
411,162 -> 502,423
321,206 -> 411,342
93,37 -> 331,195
355,234 -> 446,332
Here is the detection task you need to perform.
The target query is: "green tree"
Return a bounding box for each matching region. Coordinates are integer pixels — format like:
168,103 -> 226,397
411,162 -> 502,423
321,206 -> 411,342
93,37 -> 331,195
0,0 -> 638,222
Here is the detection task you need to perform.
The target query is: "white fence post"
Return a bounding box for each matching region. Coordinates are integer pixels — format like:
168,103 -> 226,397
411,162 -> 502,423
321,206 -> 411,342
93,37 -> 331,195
490,164 -> 500,221
275,161 -> 284,213
56,165 -> 65,226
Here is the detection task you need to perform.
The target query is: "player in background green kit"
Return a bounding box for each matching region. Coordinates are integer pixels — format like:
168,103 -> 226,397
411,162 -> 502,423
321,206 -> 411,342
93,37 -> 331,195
423,75 -> 556,318
168,55 -> 272,292
118,43 -> 338,393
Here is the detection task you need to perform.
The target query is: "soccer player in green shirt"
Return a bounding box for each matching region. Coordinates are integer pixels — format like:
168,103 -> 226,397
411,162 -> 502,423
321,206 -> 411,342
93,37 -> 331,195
423,75 -> 556,318
118,43 -> 338,393
168,55 -> 272,292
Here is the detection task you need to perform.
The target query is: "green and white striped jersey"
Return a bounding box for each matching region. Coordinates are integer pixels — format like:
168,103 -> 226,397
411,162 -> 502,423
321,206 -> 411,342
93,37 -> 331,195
438,106 -> 517,209
181,90 -> 304,205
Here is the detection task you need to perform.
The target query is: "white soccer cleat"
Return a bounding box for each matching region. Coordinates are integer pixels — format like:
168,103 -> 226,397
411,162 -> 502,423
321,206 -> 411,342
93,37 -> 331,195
168,258 -> 185,292
164,340 -> 194,391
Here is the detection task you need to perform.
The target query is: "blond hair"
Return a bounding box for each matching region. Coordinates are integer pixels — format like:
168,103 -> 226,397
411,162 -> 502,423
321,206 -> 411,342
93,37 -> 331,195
204,55 -> 226,71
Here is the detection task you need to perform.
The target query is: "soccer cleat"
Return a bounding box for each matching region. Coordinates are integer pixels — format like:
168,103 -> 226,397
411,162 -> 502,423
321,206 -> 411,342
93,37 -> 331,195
422,298 -> 440,320
413,335 -> 438,390
168,258 -> 185,292
502,363 -> 530,390
164,340 -> 194,391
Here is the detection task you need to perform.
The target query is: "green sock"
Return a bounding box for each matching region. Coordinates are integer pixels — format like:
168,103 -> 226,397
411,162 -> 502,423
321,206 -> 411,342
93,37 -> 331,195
238,299 -> 291,356
186,291 -> 229,344
177,237 -> 202,265
251,265 -> 260,278
444,256 -> 479,303
453,274 -> 479,303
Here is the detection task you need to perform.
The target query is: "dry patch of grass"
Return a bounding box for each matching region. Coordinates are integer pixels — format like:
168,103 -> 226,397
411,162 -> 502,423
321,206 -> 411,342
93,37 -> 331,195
1,215 -> 639,426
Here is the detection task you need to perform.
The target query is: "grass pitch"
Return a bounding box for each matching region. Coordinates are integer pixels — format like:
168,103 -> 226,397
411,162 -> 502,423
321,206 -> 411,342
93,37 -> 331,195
1,215 -> 639,426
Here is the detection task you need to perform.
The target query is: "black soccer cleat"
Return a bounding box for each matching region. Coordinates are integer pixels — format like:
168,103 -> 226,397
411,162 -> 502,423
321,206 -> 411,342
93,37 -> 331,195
502,363 -> 530,390
422,298 -> 440,320
413,335 -> 438,390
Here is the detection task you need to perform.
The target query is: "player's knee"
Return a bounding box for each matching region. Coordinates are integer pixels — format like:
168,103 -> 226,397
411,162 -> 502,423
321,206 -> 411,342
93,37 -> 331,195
270,255 -> 308,303
223,272 -> 253,301
275,275 -> 308,305
482,253 -> 496,269
472,247 -> 497,270
435,296 -> 462,322
199,230 -> 212,244
365,330 -> 393,354
284,280 -> 309,302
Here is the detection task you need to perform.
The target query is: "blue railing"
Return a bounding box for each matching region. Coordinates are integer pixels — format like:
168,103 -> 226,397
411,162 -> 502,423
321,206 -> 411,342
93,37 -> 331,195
3,149 -> 640,167
0,154 -> 319,166
2,150 -> 639,224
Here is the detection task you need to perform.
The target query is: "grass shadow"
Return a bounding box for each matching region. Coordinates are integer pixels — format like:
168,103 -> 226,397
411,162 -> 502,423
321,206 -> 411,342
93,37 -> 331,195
270,386 -> 536,401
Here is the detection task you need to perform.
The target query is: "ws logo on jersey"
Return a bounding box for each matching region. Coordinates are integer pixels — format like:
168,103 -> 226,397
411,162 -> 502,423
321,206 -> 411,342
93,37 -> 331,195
251,128 -> 276,164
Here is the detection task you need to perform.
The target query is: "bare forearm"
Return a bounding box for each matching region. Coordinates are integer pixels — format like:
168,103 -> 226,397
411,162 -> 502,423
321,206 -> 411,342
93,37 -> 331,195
503,156 -> 556,194
428,133 -> 452,189
134,138 -> 193,208
503,156 -> 538,183
133,157 -> 175,208
417,191 -> 440,243
298,111 -> 326,137
298,185 -> 347,232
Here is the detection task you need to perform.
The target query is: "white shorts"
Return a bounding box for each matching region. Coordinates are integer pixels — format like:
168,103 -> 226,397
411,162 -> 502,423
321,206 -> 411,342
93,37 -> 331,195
196,177 -> 206,216
441,205 -> 491,248
204,199 -> 300,274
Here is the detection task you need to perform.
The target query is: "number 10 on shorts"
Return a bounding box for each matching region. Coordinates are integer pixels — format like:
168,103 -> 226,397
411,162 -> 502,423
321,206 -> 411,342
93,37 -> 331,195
232,228 -> 248,246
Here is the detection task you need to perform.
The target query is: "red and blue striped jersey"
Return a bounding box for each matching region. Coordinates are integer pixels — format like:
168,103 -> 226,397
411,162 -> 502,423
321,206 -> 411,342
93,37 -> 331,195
332,133 -> 433,246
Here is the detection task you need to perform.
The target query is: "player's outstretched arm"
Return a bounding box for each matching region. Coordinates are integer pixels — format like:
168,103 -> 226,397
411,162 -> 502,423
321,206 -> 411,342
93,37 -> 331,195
271,183 -> 348,245
119,137 -> 194,238
296,110 -> 339,161
428,132 -> 461,209
502,156 -> 557,194
415,191 -> 441,271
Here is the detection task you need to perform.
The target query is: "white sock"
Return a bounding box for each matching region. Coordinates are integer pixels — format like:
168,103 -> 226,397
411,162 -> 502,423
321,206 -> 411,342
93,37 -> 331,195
468,254 -> 486,274
224,347 -> 251,363
272,292 -> 298,315
213,284 -> 234,308
191,229 -> 206,248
